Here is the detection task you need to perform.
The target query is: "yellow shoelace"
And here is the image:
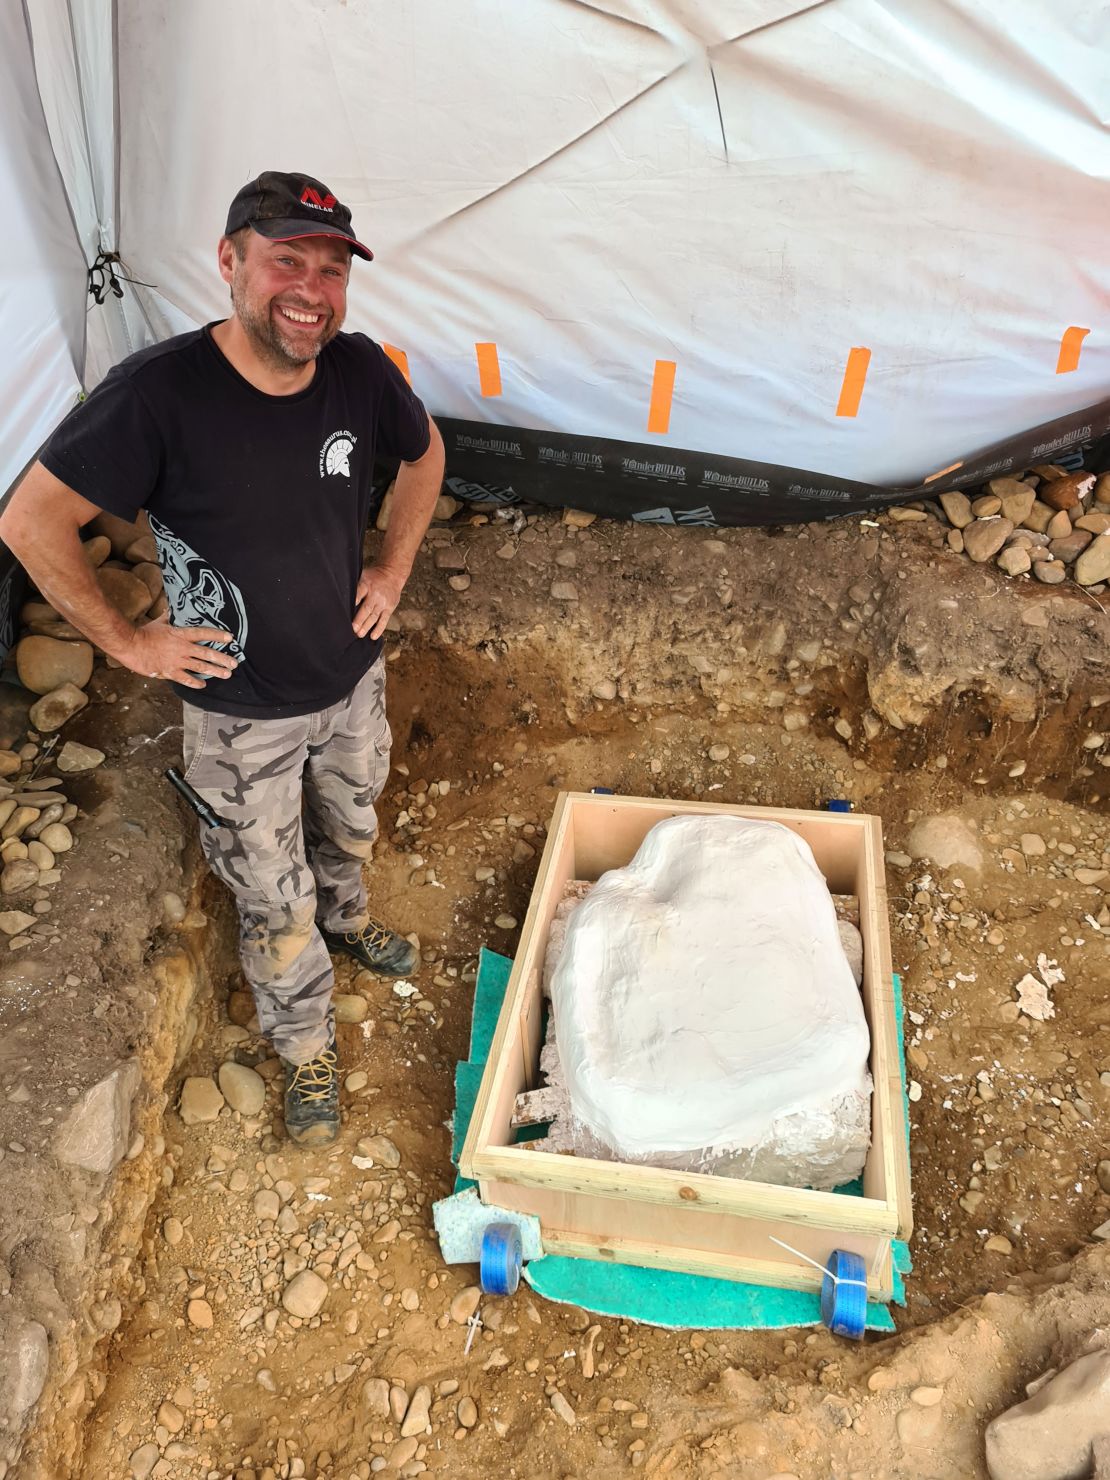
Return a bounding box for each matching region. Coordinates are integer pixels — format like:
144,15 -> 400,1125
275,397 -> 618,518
289,1049 -> 338,1102
347,919 -> 391,950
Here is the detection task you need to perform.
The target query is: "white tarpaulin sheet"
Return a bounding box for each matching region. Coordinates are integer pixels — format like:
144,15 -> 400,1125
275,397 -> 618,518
1,3 -> 85,498
111,0 -> 1110,486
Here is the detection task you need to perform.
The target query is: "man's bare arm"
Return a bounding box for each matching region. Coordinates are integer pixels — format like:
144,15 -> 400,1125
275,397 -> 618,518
353,417 -> 446,639
0,463 -> 240,689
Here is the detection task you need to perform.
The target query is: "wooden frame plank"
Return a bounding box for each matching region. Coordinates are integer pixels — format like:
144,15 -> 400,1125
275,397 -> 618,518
472,1145 -> 896,1234
484,1178 -> 896,1300
538,1235 -> 894,1302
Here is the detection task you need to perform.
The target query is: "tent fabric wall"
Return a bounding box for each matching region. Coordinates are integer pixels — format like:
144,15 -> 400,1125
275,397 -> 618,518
1,3 -> 87,500
112,0 -> 1110,491
23,0 -> 152,390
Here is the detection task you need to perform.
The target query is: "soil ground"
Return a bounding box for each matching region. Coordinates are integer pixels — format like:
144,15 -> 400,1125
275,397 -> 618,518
2,506 -> 1108,1480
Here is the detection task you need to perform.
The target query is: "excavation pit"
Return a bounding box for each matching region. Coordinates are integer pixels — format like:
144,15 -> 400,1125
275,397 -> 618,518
1,510 -> 1108,1480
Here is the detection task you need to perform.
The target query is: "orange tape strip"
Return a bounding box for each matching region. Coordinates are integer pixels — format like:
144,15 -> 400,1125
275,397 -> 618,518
1056,326 -> 1089,375
475,342 -> 502,397
647,360 -> 676,435
924,460 -> 964,485
382,344 -> 411,384
836,347 -> 871,418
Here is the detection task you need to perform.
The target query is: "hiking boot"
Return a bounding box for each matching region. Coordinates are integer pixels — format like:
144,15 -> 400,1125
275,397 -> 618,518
282,1038 -> 340,1147
320,917 -> 417,977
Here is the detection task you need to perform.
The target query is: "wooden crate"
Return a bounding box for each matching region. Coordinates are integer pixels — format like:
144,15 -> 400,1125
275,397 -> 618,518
459,792 -> 912,1301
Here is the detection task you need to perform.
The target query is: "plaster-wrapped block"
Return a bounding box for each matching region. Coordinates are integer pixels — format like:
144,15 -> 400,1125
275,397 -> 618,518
549,815 -> 872,1188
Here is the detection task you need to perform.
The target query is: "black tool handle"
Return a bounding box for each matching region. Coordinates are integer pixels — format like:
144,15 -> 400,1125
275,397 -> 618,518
165,767 -> 227,829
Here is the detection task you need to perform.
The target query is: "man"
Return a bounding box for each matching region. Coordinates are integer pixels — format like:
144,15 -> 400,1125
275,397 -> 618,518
0,171 -> 445,1147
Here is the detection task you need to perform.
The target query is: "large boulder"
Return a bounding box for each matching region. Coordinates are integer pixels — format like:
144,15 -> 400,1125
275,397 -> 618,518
0,1319 -> 49,1436
54,1060 -> 141,1174
985,1350 -> 1110,1480
907,813 -> 984,873
15,635 -> 94,695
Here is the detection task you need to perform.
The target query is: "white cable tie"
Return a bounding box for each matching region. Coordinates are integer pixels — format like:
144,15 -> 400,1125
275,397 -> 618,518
768,1235 -> 868,1288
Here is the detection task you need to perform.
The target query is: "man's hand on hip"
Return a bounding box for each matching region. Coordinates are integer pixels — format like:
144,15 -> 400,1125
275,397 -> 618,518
353,564 -> 404,640
117,614 -> 242,689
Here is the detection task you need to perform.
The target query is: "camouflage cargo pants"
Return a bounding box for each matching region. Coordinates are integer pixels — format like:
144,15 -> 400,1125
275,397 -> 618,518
181,658 -> 391,1063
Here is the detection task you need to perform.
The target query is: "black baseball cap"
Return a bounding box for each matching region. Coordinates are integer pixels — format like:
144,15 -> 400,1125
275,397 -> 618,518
225,171 -> 373,261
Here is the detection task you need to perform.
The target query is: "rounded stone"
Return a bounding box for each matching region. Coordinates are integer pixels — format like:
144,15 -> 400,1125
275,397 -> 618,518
254,1189 -> 280,1221
356,1134 -> 400,1168
125,534 -> 159,564
217,1061 -> 266,1116
458,1395 -> 478,1428
157,1400 -> 185,1433
939,491 -> 973,528
362,1377 -> 391,1416
227,989 -> 257,1027
996,545 -> 1030,577
15,636 -> 94,695
400,1384 -> 432,1438
186,1299 -> 213,1329
129,1443 -> 160,1480
0,909 -> 36,936
38,823 -> 74,854
28,684 -> 89,733
1040,471 -> 1091,511
1,860 -> 40,895
1076,531 -> 1110,586
282,1269 -> 329,1319
96,566 -> 155,621
1033,559 -> 1067,585
179,1076 -> 225,1125
963,517 -> 1014,563
162,1217 -> 184,1246
2,807 -> 40,841
81,534 -> 112,567
450,1286 -> 482,1325
911,1386 -> 944,1407
334,993 -> 369,1023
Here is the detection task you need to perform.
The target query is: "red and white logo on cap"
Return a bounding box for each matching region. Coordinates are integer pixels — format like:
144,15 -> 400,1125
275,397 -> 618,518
300,187 -> 337,211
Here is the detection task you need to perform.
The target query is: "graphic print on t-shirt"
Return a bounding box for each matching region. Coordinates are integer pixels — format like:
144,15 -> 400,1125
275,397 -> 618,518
149,513 -> 248,658
319,429 -> 357,478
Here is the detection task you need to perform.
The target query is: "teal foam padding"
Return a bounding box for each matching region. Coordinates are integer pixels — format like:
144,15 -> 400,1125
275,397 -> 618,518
524,1256 -> 897,1332
451,952 -> 911,1331
451,1061 -> 485,1192
468,946 -> 512,1064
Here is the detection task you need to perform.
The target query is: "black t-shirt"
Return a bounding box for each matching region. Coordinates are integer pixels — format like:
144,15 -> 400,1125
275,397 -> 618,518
41,325 -> 430,718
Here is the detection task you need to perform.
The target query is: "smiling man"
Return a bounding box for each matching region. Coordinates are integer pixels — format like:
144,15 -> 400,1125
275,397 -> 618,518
0,171 -> 445,1148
